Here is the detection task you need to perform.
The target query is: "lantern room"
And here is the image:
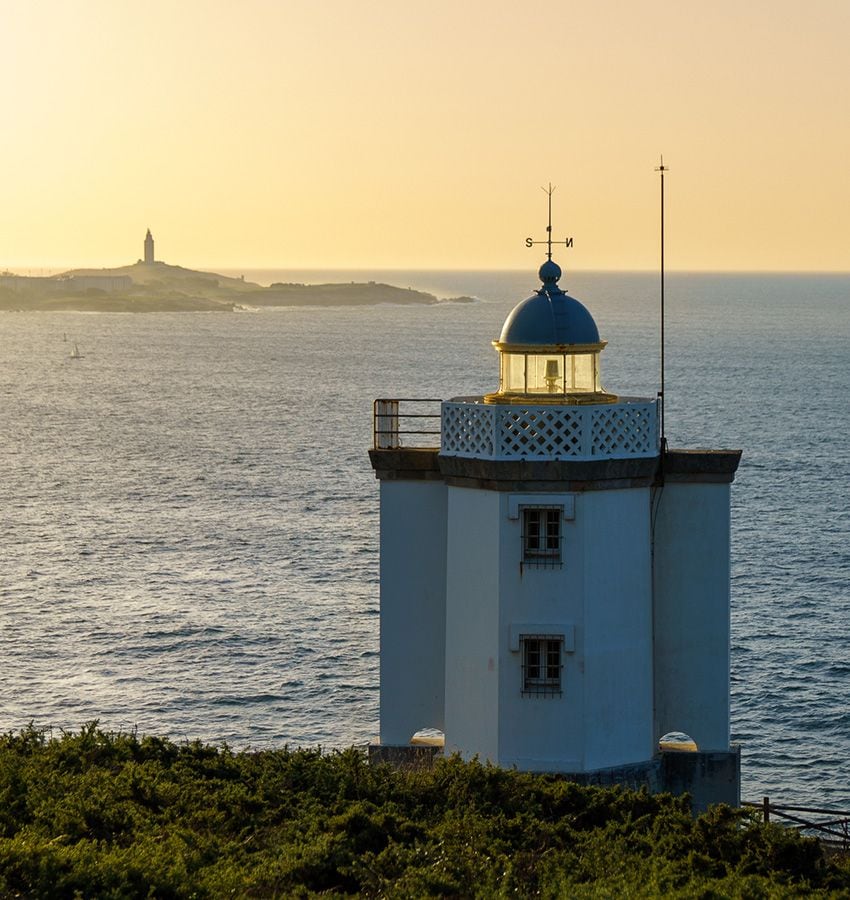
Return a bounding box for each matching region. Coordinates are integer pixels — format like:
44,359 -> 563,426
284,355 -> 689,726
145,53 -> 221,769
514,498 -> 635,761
484,259 -> 617,405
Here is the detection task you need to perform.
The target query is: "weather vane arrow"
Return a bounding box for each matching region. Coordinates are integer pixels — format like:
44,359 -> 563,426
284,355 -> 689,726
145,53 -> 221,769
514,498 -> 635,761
525,183 -> 573,259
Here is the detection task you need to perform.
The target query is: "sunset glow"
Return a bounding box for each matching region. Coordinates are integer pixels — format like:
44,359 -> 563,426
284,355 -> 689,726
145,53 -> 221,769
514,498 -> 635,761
2,0 -> 849,271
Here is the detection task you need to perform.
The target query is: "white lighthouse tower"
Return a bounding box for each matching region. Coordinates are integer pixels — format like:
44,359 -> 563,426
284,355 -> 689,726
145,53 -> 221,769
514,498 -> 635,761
369,207 -> 741,808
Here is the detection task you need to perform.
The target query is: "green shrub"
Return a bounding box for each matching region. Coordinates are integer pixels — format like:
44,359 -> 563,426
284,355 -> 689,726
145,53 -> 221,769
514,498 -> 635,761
0,724 -> 842,898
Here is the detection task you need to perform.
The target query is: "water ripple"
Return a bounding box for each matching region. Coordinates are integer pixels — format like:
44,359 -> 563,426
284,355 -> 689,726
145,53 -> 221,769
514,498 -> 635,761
1,271 -> 849,806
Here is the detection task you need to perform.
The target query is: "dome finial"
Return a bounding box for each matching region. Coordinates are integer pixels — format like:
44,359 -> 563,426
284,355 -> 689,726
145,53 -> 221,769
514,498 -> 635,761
538,258 -> 562,287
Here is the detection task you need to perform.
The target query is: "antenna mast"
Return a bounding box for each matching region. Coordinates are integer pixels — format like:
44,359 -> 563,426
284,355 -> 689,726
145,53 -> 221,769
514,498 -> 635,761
655,156 -> 669,449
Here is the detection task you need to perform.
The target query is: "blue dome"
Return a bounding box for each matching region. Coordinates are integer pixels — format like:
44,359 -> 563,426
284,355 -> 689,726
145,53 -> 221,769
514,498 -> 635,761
498,264 -> 601,346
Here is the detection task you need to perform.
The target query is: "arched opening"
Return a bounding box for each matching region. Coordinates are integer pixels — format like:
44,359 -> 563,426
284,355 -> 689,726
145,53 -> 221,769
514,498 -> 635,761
658,731 -> 698,752
410,728 -> 445,749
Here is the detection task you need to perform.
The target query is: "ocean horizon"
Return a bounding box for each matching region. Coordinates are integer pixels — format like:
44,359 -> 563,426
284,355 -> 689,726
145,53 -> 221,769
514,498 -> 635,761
7,263 -> 850,284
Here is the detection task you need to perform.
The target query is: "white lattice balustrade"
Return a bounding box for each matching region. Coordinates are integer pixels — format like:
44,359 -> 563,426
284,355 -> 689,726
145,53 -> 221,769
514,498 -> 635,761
440,398 -> 659,461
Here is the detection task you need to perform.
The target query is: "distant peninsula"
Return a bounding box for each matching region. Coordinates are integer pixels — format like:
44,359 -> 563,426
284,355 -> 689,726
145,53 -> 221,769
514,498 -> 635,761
0,261 -> 475,313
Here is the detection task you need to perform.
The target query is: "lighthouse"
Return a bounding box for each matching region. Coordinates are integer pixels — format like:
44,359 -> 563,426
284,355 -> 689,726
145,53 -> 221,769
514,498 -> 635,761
369,211 -> 741,809
144,229 -> 155,264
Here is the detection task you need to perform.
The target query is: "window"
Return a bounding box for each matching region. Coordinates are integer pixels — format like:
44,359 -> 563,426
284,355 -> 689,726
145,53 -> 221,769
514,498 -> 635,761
522,506 -> 562,567
522,635 -> 563,696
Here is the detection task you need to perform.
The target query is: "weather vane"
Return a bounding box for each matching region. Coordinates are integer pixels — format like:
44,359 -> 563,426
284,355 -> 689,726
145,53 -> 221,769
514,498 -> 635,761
525,183 -> 573,259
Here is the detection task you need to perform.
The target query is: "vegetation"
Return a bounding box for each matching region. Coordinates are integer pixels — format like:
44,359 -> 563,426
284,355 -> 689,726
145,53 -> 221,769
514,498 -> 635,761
0,263 -> 474,312
0,725 -> 845,898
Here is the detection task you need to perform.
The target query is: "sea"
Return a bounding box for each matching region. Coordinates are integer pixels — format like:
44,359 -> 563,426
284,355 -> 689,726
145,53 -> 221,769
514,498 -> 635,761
1,268 -> 848,808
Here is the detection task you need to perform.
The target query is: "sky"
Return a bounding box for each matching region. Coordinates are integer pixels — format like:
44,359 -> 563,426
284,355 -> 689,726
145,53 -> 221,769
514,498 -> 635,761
2,0 -> 849,272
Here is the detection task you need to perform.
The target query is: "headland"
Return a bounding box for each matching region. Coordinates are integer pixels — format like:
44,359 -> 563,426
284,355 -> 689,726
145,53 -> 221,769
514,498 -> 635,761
0,261 -> 474,313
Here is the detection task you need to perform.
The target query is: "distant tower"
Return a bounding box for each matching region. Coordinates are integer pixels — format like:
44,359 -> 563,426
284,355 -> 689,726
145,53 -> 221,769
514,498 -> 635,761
369,204 -> 742,811
144,229 -> 155,264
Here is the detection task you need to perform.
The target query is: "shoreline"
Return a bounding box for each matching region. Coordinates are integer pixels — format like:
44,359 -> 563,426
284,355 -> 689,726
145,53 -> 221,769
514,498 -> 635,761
0,261 -> 476,313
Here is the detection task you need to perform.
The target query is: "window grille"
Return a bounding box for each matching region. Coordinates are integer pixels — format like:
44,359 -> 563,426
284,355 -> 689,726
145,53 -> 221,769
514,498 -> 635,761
522,506 -> 563,568
521,635 -> 563,697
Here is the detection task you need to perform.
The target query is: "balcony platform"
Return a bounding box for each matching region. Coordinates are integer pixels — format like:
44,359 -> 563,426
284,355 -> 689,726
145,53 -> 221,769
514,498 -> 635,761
370,398 -> 740,489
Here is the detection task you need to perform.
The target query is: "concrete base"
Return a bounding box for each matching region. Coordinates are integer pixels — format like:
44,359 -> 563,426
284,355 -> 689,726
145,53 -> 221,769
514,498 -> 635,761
368,745 -> 741,815
563,749 -> 741,814
368,743 -> 442,769
661,748 -> 741,813
558,758 -> 663,793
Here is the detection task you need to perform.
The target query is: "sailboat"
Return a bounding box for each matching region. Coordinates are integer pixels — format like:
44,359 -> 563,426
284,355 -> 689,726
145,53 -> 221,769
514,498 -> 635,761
70,343 -> 84,359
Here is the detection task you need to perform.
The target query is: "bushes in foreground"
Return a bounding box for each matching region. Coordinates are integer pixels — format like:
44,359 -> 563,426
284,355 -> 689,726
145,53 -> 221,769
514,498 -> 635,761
0,724 -> 845,898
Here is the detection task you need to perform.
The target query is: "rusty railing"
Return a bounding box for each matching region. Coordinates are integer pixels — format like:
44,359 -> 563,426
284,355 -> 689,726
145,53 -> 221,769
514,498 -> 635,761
744,797 -> 850,849
373,399 -> 442,450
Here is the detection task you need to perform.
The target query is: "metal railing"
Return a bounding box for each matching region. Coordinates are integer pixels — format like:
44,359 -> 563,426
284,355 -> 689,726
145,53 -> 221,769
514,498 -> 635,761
372,396 -> 661,460
744,797 -> 850,849
373,399 -> 442,450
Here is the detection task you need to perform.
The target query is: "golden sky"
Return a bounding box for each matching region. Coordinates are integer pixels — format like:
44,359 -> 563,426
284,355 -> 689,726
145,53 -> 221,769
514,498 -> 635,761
2,0 -> 849,271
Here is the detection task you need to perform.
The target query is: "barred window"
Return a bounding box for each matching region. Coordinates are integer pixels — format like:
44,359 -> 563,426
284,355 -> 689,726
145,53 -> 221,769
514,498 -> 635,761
522,506 -> 562,567
522,635 -> 563,696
